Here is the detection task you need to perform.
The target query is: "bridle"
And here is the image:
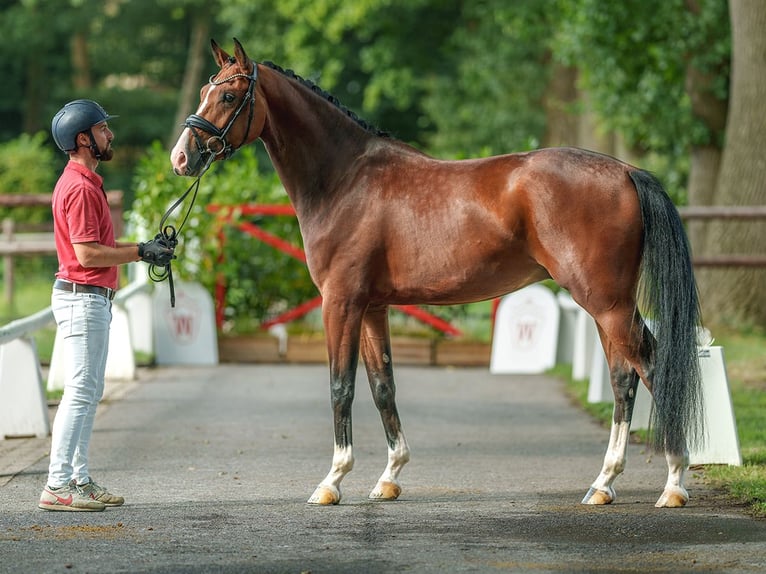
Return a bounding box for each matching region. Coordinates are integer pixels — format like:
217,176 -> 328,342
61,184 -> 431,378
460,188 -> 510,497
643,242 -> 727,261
152,61 -> 258,307
183,61 -> 259,171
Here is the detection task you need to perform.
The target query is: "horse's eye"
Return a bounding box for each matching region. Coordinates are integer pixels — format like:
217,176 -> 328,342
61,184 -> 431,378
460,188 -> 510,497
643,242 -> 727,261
223,92 -> 236,104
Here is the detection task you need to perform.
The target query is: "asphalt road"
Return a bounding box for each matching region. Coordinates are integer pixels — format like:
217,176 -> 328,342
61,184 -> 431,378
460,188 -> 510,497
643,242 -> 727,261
1,364 -> 764,573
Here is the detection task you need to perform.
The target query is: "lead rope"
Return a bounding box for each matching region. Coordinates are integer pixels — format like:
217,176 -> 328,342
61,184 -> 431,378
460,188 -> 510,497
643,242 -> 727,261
148,158 -> 212,307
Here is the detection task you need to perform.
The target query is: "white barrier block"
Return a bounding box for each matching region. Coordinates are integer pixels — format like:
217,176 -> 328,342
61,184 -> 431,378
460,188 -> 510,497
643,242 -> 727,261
105,303 -> 136,380
629,383 -> 652,429
48,302 -> 138,391
0,338 -> 50,438
47,328 -> 66,392
124,289 -> 153,355
587,339 -> 611,403
556,292 -> 579,365
587,344 -> 740,465
490,284 -> 560,374
153,281 -> 218,366
689,346 -> 741,466
572,309 -> 597,381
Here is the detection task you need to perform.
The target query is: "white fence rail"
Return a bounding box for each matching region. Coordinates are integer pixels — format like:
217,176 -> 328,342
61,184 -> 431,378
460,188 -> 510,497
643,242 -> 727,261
0,307 -> 54,345
0,278 -> 151,440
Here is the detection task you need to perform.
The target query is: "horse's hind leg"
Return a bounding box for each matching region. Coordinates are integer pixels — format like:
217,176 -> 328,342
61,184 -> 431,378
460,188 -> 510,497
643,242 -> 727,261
656,451 -> 690,508
360,305 -> 411,500
582,318 -> 644,505
582,310 -> 692,507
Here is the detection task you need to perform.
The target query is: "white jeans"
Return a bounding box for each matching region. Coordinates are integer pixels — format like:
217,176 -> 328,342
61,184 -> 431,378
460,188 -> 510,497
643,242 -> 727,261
47,289 -> 112,488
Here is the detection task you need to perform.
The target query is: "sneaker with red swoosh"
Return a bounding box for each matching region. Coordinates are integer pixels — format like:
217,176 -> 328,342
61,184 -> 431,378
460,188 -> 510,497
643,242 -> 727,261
76,480 -> 124,507
38,484 -> 105,512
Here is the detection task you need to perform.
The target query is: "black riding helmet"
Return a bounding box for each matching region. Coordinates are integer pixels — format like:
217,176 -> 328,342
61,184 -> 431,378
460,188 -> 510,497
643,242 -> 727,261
51,99 -> 118,153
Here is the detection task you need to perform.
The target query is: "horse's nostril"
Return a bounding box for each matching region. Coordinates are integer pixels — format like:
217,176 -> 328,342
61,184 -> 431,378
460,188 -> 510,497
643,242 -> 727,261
171,149 -> 187,173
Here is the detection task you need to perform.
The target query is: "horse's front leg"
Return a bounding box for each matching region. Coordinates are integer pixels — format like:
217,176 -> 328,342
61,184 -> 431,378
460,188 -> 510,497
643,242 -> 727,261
361,305 -> 410,501
307,298 -> 364,506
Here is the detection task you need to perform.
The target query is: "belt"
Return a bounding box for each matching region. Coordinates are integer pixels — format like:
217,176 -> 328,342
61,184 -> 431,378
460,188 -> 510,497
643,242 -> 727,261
54,279 -> 116,300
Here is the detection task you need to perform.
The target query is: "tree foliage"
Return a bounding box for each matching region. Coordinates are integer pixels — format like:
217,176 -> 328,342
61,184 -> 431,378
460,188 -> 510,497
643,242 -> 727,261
3,0 -> 764,329
2,0 -> 728,181
0,132 -> 58,223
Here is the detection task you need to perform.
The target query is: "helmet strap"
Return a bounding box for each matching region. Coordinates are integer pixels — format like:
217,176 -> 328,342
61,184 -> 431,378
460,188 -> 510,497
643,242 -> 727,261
86,129 -> 103,161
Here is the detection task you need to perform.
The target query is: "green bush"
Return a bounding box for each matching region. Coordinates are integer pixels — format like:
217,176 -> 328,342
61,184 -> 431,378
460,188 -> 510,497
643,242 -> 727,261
128,142 -> 317,331
0,132 -> 58,223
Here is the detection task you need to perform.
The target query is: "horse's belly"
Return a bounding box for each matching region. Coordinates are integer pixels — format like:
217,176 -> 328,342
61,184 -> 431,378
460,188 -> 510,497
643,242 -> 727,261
379,252 -> 550,305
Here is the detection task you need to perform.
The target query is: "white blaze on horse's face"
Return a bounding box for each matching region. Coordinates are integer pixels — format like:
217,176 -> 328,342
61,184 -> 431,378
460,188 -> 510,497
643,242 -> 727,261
170,82 -> 217,176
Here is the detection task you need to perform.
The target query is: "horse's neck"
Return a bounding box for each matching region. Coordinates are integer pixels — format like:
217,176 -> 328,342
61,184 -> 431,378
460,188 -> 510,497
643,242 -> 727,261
258,71 -> 373,214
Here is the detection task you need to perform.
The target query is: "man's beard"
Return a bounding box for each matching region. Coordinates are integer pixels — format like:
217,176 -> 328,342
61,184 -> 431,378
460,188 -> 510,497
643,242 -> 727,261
99,144 -> 114,161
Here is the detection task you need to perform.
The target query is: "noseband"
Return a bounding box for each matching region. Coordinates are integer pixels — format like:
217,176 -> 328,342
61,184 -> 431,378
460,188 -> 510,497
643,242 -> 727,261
183,62 -> 259,168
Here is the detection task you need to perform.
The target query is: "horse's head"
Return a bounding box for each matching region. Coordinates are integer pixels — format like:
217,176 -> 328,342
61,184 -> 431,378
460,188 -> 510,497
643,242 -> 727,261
171,38 -> 265,177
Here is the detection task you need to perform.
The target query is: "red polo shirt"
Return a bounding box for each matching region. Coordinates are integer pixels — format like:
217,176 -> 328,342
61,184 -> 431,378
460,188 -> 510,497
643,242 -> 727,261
52,160 -> 118,290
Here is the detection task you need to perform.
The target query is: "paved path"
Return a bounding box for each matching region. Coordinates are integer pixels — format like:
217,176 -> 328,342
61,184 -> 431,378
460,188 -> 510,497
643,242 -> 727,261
1,365 -> 764,573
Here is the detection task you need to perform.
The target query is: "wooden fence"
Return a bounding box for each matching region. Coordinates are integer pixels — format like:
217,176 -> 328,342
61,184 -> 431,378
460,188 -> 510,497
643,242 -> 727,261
0,192 -> 123,309
677,205 -> 766,267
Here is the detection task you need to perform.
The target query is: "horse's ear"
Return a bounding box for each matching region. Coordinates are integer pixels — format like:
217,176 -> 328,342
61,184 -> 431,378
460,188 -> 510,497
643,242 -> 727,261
210,38 -> 230,68
233,38 -> 250,68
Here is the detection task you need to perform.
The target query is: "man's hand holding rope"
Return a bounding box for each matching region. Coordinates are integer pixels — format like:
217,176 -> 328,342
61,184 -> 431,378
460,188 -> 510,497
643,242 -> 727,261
138,233 -> 176,267
144,160 -> 209,307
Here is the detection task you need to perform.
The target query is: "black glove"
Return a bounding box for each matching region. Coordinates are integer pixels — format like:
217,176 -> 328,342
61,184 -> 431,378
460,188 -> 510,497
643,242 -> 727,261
138,234 -> 176,266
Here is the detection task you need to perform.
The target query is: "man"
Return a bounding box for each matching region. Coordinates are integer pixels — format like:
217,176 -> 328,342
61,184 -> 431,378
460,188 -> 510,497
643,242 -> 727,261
39,99 -> 174,511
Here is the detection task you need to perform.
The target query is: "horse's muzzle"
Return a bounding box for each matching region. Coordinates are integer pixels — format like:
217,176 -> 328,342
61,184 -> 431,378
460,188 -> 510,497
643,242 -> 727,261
170,135 -> 200,177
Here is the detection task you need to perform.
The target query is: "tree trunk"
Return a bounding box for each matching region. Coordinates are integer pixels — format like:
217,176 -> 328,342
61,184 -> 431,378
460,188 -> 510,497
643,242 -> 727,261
683,0 -> 728,253
686,145 -> 721,251
576,88 -> 617,156
697,0 -> 766,328
22,54 -> 45,134
169,14 -> 210,147
542,63 -> 579,147
71,32 -> 92,90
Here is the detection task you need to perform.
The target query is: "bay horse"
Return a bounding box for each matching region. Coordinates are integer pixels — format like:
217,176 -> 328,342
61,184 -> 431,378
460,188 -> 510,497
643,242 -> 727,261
170,39 -> 704,508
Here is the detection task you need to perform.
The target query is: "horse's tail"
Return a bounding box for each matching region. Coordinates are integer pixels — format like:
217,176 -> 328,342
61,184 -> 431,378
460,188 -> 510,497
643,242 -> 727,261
629,169 -> 704,456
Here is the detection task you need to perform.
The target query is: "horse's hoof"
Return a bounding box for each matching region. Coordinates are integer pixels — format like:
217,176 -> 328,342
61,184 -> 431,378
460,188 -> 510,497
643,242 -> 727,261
655,488 -> 689,508
307,485 -> 340,505
581,487 -> 614,505
369,480 -> 401,501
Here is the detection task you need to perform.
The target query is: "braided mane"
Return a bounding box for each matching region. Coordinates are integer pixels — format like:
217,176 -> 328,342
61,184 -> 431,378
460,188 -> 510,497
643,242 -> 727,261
262,61 -> 390,138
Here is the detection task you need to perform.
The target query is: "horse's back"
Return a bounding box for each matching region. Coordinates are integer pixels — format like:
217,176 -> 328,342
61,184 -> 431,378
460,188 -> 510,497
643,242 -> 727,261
308,143 -> 645,308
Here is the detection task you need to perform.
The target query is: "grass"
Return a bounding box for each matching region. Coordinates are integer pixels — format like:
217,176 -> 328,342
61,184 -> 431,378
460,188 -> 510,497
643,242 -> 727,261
557,326 -> 766,517
702,326 -> 766,516
3,273 -> 765,515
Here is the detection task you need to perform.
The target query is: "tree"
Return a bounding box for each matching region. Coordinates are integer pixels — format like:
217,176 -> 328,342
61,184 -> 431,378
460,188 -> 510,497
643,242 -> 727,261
697,0 -> 766,327
419,0 -> 552,156
170,11 -> 211,148
217,0 -> 554,156
554,0 -> 730,202
682,0 -> 730,249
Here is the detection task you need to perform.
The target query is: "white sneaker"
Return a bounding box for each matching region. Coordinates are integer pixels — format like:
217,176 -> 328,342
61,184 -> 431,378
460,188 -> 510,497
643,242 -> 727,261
38,484 -> 106,512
